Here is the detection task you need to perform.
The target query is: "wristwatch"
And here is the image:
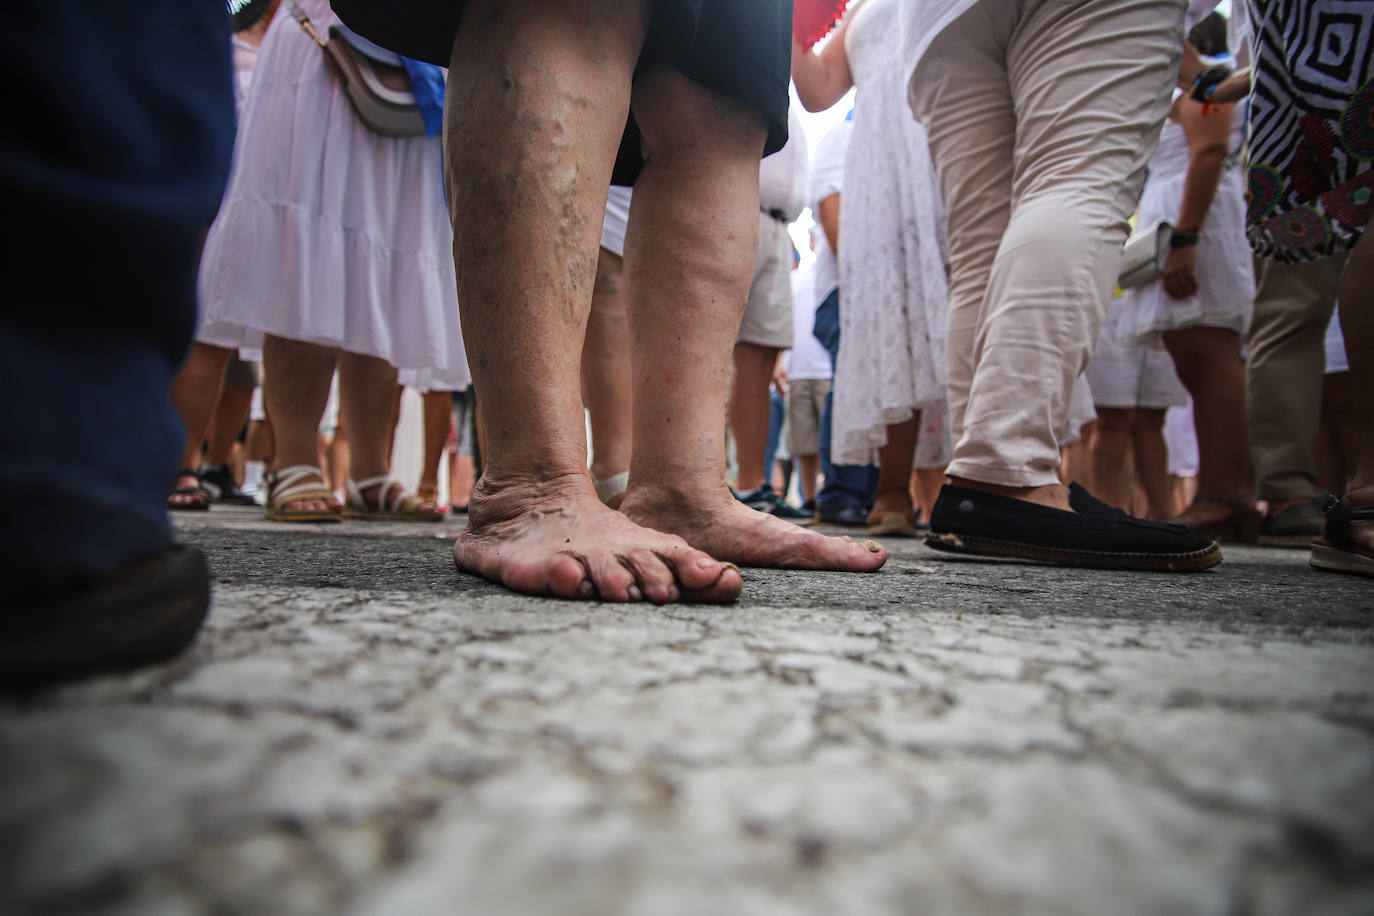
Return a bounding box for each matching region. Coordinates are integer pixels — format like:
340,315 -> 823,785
1170,230 -> 1200,248
1190,66 -> 1231,103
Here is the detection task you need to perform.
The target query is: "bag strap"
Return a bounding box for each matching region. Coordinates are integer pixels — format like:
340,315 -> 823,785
284,0 -> 327,48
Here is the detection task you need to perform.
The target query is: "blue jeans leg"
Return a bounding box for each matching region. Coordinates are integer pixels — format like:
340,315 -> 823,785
812,289 -> 877,511
0,0 -> 235,580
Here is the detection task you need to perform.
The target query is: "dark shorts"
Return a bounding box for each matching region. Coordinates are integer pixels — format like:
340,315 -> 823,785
330,0 -> 791,184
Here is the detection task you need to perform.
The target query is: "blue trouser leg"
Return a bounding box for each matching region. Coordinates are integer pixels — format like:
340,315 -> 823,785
764,389 -> 786,484
811,289 -> 877,511
0,1 -> 235,580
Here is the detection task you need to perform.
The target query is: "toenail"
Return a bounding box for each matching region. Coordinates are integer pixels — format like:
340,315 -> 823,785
695,557 -> 721,570
577,580 -> 595,598
719,562 -> 740,573
626,584 -> 643,601
665,585 -> 681,602
863,540 -> 882,552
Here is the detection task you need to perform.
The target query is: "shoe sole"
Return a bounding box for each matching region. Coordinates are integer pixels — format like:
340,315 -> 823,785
925,531 -> 1222,572
342,508 -> 444,522
1,545 -> 211,692
265,510 -> 343,523
1309,542 -> 1374,578
1258,533 -> 1319,548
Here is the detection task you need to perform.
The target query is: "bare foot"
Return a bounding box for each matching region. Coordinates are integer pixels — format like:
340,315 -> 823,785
454,470 -> 742,603
948,476 -> 1072,512
621,483 -> 887,571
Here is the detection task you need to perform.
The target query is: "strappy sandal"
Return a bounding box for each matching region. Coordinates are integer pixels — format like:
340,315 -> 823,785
1310,491 -> 1374,578
264,464 -> 342,523
168,468 -> 211,512
1170,496 -> 1262,543
344,474 -> 445,522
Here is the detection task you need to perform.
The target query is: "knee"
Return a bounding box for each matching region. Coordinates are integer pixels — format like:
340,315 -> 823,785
631,66 -> 768,172
1095,408 -> 1137,438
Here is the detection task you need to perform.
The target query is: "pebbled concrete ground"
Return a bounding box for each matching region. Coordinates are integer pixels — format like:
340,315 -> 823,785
1,506 -> 1371,916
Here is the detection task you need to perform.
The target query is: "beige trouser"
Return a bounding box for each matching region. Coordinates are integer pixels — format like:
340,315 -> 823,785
910,0 -> 1183,487
1247,253 -> 1348,501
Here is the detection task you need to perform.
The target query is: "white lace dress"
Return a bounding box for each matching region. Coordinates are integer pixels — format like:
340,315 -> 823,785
198,0 -> 469,391
832,0 -> 951,468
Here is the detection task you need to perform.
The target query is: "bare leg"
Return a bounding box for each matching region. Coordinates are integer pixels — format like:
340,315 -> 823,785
1316,372 -> 1354,495
445,0 -> 741,602
729,342 -> 780,493
868,416 -> 918,529
449,451 -> 475,509
204,384 -> 253,467
337,351 -> 438,512
418,389 -> 453,503
913,466 -> 945,521
616,65 -> 884,571
1334,219 -> 1373,554
168,342 -> 232,506
1091,407 -> 1136,510
262,334 -> 340,512
1131,408 -> 1174,520
1163,326 -> 1255,525
798,454 -> 820,504
581,247 -> 633,485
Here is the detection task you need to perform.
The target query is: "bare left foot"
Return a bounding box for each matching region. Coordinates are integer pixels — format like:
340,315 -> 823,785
621,483 -> 887,571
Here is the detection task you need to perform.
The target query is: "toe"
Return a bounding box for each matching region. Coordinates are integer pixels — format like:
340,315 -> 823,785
618,547 -> 678,603
584,552 -> 637,602
678,561 -> 744,603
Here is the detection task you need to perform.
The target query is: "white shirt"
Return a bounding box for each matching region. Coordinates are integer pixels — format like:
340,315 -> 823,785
810,117 -> 852,306
759,107 -> 811,221
789,265 -> 832,379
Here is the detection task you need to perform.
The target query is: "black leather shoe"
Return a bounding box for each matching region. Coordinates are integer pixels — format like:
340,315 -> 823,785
815,502 -> 869,527
925,483 -> 1221,571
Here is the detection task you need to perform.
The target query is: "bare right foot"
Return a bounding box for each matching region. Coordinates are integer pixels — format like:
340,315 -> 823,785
454,470 -> 742,603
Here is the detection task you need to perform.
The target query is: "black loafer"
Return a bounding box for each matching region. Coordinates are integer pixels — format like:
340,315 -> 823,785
925,483 -> 1221,572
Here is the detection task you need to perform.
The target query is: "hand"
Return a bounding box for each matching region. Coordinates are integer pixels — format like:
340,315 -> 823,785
1209,68 -> 1251,105
1162,245 -> 1199,300
772,361 -> 790,397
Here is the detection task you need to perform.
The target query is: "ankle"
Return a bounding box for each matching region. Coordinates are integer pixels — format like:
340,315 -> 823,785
948,476 -> 1071,512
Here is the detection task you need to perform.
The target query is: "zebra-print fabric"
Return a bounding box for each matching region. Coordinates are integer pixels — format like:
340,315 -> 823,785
1245,0 -> 1374,262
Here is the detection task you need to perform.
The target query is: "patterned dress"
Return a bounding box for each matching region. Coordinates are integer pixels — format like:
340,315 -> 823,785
1245,0 -> 1374,262
831,0 -> 951,468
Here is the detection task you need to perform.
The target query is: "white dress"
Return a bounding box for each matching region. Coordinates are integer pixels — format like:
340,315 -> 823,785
198,0 -> 469,391
831,0 -> 951,468
1123,98 -> 1254,348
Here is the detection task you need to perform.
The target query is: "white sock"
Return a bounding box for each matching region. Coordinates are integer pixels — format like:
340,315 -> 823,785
243,460 -> 264,491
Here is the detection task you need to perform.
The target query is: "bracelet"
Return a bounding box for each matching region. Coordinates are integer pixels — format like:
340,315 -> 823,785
1190,66 -> 1231,103
1170,231 -> 1200,248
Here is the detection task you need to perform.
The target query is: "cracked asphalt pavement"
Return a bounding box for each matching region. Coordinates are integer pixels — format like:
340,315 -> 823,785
2,506 -> 1372,915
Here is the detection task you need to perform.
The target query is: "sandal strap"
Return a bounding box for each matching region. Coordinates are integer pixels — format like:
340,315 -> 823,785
346,475 -> 402,512
1317,491 -> 1374,550
267,465 -> 333,505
